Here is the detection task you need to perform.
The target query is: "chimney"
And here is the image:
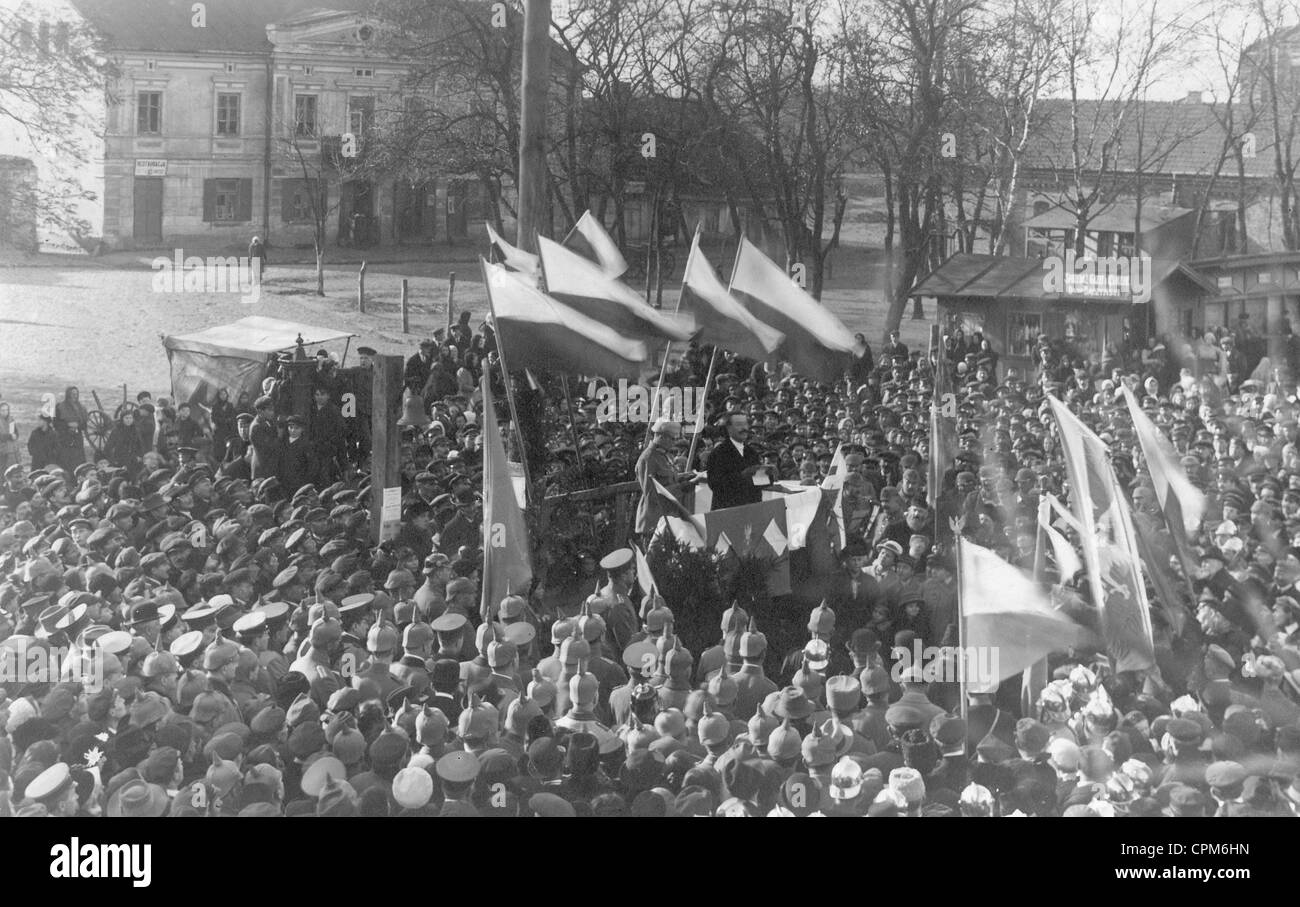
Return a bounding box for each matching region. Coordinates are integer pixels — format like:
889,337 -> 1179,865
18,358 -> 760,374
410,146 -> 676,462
1185,90 -> 1203,104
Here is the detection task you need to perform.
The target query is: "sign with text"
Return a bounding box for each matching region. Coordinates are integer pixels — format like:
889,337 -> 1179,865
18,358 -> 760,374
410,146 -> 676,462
380,486 -> 402,542
134,159 -> 167,176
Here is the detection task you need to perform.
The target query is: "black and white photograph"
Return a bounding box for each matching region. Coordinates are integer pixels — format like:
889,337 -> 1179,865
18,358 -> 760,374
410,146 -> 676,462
0,0 -> 1292,881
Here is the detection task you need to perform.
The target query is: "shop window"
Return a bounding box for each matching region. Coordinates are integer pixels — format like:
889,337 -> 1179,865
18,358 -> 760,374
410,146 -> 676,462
1009,312 -> 1042,357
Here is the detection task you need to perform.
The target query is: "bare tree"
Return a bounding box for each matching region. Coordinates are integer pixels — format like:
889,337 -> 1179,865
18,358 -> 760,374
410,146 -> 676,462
851,0 -> 981,337
0,5 -> 117,247
1240,0 -> 1300,250
1033,0 -> 1205,257
1189,2 -> 1261,256
691,0 -> 864,299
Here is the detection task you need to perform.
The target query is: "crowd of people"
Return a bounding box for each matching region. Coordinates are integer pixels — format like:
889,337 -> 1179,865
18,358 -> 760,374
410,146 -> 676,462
2,310 -> 1300,819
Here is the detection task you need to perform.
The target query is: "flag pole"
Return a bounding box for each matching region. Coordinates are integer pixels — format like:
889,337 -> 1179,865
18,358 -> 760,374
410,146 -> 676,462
644,224 -> 699,444
560,215 -> 581,247
954,531 -> 969,741
559,374 -> 589,489
686,231 -> 746,473
686,347 -> 718,473
1022,509 -> 1051,717
480,258 -> 533,501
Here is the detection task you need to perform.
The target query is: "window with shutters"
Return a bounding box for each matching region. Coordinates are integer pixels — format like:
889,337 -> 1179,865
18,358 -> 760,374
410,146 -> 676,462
294,94 -> 318,137
216,93 -> 240,135
213,179 -> 239,220
138,91 -> 162,134
203,178 -> 253,222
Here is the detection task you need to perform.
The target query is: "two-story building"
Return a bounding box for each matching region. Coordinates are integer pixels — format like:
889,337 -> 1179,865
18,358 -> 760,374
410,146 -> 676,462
65,0 -> 459,251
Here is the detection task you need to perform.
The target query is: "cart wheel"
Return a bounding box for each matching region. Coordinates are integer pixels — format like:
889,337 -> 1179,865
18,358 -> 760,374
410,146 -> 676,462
114,401 -> 138,421
85,410 -> 113,459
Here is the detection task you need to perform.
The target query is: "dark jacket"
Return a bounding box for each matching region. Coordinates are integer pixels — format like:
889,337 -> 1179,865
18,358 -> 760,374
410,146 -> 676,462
249,415 -> 281,480
706,437 -> 771,510
279,436 -> 314,497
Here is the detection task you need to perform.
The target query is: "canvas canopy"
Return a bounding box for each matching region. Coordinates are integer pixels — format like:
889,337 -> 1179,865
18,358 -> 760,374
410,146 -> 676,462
163,316 -> 357,407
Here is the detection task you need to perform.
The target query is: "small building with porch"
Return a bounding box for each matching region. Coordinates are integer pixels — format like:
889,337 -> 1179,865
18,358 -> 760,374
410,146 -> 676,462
910,253 -> 1217,376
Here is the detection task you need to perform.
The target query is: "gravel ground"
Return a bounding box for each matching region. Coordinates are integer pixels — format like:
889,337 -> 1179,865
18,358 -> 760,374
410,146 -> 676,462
0,252 -> 930,452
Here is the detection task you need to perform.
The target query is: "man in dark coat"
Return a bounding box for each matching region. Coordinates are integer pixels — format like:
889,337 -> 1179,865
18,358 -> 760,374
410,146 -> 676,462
405,339 -> 437,394
220,412 -> 253,480
308,387 -> 347,484
248,396 -> 281,481
706,412 -> 773,511
279,415 -> 314,495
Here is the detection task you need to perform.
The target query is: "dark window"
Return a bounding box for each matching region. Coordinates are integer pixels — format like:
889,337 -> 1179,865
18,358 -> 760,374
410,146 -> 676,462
295,95 -> 317,137
202,178 -> 252,222
216,93 -> 240,135
348,96 -> 374,136
281,178 -> 324,223
138,91 -> 162,134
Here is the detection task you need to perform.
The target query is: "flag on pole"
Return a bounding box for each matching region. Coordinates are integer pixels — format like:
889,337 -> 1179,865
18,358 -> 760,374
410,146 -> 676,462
820,443 -> 848,491
485,222 -> 539,278
1048,396 -> 1155,672
678,228 -> 783,361
820,444 -> 848,547
1121,383 -> 1204,599
1121,385 -> 1205,535
651,478 -> 707,549
566,210 -> 629,279
480,373 -> 532,623
959,540 -> 1101,693
728,236 -> 856,383
482,260 -> 648,379
634,543 -> 656,599
537,236 -> 693,343
929,328 -> 957,546
1038,496 -> 1083,581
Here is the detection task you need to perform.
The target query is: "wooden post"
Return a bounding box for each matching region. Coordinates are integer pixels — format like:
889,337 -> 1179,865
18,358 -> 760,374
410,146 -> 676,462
516,0 -> 551,254
357,261 -> 367,313
400,279 -> 410,333
370,354 -> 404,546
446,271 -> 456,333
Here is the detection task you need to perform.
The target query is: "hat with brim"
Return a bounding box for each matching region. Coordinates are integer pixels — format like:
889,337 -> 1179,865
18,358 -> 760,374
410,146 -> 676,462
773,687 -> 813,720
109,780 -> 170,818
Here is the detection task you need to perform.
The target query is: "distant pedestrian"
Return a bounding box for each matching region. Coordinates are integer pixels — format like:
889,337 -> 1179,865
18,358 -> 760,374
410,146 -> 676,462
0,402 -> 18,474
249,234 -> 267,272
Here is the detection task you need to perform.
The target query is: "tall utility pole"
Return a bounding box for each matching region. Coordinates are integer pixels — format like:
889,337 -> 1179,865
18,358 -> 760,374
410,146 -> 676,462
517,0 -> 551,254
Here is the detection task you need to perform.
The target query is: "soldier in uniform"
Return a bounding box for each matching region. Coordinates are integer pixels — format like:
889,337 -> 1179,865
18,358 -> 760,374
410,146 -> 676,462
592,548 -> 638,656
779,602 -> 850,684
634,419 -> 695,537
413,552 -> 451,620
254,601 -> 292,685
248,396 -> 281,481
610,640 -> 657,727
730,620 -> 778,719
696,602 -> 748,684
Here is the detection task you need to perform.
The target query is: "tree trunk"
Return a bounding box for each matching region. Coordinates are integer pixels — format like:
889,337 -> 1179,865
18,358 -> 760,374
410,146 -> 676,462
316,246 -> 325,297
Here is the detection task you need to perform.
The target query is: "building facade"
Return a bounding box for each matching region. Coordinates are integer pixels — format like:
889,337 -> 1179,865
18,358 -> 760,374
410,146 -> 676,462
88,4 -> 450,251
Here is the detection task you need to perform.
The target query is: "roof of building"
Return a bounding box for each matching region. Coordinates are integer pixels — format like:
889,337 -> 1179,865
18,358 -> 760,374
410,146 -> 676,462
1019,97 -> 1275,179
910,252 -> 1217,302
1022,201 -> 1194,234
